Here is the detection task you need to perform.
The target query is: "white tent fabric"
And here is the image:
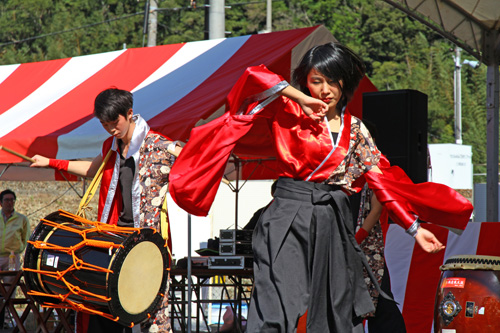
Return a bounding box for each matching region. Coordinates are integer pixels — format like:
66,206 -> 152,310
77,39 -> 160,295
0,25 -> 335,180
1,22 -> 484,333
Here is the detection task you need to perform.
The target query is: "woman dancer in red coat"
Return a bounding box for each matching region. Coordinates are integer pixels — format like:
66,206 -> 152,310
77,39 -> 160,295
170,42 -> 473,332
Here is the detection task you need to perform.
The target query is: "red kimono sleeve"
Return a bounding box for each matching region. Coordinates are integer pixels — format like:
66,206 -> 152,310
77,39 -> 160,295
365,155 -> 473,234
169,65 -> 286,216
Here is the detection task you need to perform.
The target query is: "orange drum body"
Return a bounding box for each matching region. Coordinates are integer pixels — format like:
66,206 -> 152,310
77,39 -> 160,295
434,255 -> 500,333
23,210 -> 169,327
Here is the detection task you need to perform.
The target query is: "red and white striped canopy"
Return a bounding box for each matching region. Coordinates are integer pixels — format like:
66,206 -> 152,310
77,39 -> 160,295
0,26 -> 335,180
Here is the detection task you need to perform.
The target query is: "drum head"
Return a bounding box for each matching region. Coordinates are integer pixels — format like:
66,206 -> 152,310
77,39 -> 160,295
107,228 -> 168,326
117,241 -> 164,314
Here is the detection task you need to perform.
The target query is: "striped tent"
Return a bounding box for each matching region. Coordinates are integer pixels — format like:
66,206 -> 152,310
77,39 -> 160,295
4,23 -> 485,333
0,25 -> 336,181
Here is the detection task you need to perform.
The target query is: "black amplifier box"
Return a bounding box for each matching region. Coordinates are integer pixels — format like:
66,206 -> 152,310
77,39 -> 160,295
208,256 -> 253,269
219,242 -> 253,256
219,229 -> 253,242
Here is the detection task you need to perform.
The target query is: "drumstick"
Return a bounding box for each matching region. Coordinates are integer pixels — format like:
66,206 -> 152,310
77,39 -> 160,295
167,145 -> 231,185
0,145 -> 36,163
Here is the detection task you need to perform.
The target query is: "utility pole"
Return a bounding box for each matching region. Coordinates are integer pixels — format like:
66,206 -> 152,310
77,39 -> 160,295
147,0 -> 158,47
204,0 -> 209,40
453,47 -> 463,145
208,0 -> 225,39
453,47 -> 480,145
266,0 -> 272,32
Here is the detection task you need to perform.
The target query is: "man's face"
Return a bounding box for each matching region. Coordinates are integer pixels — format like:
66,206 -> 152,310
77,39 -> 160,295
99,109 -> 133,140
0,194 -> 15,215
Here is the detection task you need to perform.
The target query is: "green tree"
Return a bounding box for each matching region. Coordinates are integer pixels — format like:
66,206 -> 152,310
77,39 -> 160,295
0,0 -> 146,64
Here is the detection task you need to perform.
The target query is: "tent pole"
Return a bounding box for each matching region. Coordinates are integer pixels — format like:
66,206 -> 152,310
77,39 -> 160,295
187,213 -> 192,332
0,165 -> 10,179
235,157 -> 239,230
485,31 -> 500,222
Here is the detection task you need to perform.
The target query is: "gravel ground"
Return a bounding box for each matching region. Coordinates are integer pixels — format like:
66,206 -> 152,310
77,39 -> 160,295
0,180 -> 99,234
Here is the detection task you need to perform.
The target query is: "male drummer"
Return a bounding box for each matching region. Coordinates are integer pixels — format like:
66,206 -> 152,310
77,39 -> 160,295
31,88 -> 181,333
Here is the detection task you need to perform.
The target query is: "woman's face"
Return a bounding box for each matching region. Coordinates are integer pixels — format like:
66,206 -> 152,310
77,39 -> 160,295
306,68 -> 343,110
100,109 -> 133,139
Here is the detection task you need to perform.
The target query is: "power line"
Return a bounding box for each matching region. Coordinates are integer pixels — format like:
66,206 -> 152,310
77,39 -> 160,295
0,11 -> 144,47
227,1 -> 273,6
0,1 -> 279,48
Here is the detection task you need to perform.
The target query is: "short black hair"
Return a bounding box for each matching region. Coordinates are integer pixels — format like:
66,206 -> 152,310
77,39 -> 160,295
94,88 -> 133,122
292,42 -> 366,111
0,189 -> 16,202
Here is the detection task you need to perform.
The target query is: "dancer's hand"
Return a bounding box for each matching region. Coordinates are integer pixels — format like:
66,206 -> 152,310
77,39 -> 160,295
297,95 -> 329,123
415,228 -> 445,253
279,85 -> 328,123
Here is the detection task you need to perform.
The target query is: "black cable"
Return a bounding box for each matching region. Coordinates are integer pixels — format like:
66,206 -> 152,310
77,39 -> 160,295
0,11 -> 144,47
26,186 -> 72,218
0,0 -> 283,48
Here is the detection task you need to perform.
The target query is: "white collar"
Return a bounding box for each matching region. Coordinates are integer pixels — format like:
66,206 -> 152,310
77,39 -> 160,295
111,114 -> 150,160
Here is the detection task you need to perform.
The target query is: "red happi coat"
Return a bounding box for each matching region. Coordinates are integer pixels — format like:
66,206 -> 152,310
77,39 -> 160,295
169,65 -> 473,232
97,115 -> 150,226
98,135 -> 122,225
79,115 -> 175,333
97,115 -> 175,245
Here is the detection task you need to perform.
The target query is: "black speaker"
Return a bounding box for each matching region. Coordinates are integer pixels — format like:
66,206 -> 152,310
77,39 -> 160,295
362,90 -> 428,183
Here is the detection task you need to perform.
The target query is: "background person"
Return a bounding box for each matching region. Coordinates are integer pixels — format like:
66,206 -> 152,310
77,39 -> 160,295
31,88 -> 181,333
356,185 -> 407,332
0,189 -> 30,328
354,119 -> 406,332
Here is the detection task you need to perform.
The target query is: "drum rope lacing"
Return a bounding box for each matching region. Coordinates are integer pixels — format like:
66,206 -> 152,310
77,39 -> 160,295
23,210 -> 162,327
441,255 -> 500,271
445,257 -> 500,266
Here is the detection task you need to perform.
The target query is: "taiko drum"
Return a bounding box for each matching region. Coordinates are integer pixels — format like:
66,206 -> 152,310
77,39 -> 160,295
23,210 -> 169,327
434,255 -> 500,333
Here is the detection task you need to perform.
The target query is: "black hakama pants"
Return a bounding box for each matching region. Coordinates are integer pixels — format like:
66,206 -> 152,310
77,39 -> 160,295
246,178 -> 376,333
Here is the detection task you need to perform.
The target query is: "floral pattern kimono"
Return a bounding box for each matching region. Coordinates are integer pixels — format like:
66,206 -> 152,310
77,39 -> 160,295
357,185 -> 385,313
98,115 -> 176,333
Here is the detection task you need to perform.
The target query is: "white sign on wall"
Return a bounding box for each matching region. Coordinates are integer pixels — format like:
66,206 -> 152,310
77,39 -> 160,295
428,144 -> 473,189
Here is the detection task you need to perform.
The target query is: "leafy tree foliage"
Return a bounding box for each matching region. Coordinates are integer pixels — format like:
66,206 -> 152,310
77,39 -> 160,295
0,0 -> 145,62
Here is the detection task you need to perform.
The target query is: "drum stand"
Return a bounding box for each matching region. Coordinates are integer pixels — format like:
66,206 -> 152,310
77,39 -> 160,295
0,270 -> 73,333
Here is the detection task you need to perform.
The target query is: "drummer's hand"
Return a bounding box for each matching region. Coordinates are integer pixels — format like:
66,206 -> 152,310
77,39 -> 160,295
415,227 -> 445,253
30,155 -> 50,168
297,95 -> 328,123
